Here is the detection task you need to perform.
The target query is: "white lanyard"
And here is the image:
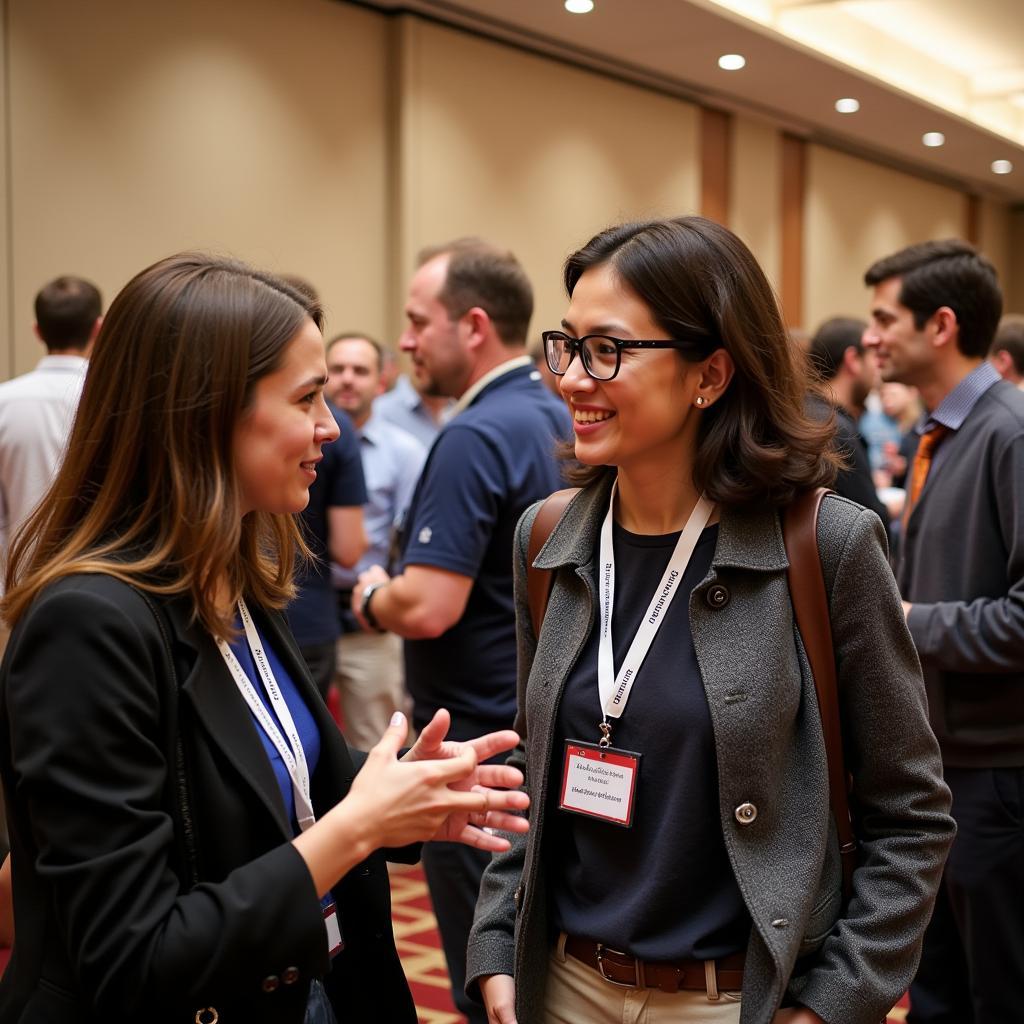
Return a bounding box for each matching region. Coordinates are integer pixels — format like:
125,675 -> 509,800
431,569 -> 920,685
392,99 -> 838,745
596,482 -> 714,742
216,599 -> 316,832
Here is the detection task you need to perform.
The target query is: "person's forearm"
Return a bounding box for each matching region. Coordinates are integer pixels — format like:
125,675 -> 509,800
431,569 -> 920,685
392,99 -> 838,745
367,574 -> 449,639
292,799 -> 377,898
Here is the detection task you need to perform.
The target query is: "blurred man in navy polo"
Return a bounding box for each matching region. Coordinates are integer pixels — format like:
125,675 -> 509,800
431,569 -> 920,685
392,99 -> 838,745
353,239 -> 569,1022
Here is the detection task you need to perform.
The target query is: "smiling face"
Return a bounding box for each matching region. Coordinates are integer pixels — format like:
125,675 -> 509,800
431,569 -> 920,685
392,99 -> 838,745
558,262 -> 706,476
399,255 -> 471,399
863,276 -> 936,389
232,318 -> 340,516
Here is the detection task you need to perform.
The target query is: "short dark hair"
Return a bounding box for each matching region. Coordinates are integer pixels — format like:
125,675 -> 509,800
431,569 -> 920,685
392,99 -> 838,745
6,253 -> 321,639
808,317 -> 866,382
560,216 -> 838,510
991,314 -> 1024,375
864,239 -> 1002,359
327,331 -> 384,373
34,276 -> 102,350
417,237 -> 532,346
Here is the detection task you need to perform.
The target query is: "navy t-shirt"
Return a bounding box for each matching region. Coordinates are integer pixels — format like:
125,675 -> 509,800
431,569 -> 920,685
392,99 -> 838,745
547,520 -> 751,960
288,404 -> 367,647
400,366 -> 570,734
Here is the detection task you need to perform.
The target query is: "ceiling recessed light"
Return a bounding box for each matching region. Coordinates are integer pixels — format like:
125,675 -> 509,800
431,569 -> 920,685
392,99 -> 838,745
992,159 -> 1014,175
564,0 -> 594,12
718,54 -> 746,71
922,132 -> 945,147
835,98 -> 860,114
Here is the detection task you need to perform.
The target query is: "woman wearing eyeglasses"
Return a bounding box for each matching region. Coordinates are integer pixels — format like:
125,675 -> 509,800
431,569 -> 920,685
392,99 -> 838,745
468,217 -> 953,1024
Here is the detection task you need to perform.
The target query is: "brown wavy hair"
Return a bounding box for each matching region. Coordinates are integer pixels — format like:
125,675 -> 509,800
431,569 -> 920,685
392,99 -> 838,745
559,217 -> 839,509
2,253 -> 322,639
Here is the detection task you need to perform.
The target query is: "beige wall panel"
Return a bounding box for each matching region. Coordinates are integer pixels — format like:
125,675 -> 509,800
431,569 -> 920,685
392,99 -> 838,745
730,116 -> 781,293
804,145 -> 965,331
6,0 -> 388,377
399,19 -> 699,343
978,198 -> 1011,304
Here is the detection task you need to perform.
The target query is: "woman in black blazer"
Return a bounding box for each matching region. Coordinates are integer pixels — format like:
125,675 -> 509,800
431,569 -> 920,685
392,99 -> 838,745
0,254 -> 528,1023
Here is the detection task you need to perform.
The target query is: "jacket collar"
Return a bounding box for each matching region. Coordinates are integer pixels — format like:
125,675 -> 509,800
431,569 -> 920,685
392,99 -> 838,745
533,472 -> 789,575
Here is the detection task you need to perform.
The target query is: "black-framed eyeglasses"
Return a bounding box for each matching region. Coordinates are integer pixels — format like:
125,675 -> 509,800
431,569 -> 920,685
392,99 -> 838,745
541,330 -> 706,382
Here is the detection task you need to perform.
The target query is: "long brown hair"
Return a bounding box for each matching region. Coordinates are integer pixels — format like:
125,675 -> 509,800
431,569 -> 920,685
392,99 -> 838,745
3,253 -> 322,639
559,217 -> 838,509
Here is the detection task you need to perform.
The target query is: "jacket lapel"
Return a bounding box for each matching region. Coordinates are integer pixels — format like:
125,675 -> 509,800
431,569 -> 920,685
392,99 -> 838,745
163,599 -> 293,838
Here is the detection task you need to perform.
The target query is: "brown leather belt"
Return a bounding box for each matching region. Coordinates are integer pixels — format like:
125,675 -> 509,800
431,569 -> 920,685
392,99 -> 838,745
564,935 -> 745,995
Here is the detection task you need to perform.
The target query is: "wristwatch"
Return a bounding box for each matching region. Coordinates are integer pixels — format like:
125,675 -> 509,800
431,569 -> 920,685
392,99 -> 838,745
359,581 -> 388,633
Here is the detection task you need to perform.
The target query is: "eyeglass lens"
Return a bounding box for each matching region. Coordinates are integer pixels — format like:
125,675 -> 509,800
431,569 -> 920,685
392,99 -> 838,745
545,333 -> 619,380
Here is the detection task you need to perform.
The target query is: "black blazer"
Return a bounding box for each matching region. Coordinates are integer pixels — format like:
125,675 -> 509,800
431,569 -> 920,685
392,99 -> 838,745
0,573 -> 418,1023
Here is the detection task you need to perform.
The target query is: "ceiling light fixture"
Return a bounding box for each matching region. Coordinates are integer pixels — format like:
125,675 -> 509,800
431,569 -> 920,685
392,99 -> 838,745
564,0 -> 594,12
922,132 -> 945,147
835,98 -> 860,114
992,159 -> 1014,175
718,54 -> 746,71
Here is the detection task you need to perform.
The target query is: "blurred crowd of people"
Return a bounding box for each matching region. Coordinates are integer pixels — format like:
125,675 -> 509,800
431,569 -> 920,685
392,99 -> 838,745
0,224 -> 1019,1024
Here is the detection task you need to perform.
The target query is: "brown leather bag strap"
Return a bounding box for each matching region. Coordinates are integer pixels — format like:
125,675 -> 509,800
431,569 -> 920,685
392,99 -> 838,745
782,487 -> 857,905
526,488 -> 580,639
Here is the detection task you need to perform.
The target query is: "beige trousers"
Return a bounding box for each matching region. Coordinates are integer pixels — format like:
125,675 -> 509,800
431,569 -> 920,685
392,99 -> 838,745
543,936 -> 742,1024
333,630 -> 407,751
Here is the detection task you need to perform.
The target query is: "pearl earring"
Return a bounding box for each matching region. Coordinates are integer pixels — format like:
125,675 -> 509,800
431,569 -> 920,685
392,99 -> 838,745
695,395 -> 706,407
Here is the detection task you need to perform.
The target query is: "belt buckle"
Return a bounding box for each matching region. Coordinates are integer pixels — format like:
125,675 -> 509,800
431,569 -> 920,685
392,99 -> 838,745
595,943 -> 640,989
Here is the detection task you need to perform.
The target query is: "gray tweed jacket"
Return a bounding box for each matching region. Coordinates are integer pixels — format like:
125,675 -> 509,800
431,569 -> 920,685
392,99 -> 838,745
467,475 -> 954,1024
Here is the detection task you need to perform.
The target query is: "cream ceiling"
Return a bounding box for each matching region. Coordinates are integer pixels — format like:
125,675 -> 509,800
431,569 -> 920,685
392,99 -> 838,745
360,0 -> 1024,202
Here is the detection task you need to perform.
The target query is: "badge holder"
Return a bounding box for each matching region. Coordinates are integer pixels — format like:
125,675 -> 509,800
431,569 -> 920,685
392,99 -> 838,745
558,734 -> 641,828
323,897 -> 344,958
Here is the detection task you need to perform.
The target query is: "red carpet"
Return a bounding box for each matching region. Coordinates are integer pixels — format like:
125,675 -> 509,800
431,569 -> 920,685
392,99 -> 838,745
390,862 -> 463,1023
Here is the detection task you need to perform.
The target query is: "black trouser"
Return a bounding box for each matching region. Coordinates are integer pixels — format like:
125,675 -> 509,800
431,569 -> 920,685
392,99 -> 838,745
908,765 -> 1024,1024
415,709 -> 507,1024
421,840 -> 491,1024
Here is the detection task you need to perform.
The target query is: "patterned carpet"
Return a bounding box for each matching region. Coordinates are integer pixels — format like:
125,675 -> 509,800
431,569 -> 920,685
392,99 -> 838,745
388,862 -> 911,1024
390,862 -> 463,1023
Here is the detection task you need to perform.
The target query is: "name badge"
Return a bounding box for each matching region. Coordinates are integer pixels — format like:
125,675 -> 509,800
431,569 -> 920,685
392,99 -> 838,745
323,899 -> 344,958
558,741 -> 641,828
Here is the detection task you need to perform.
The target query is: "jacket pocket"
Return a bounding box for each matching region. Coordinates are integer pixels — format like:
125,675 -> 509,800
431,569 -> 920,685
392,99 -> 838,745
797,884 -> 841,955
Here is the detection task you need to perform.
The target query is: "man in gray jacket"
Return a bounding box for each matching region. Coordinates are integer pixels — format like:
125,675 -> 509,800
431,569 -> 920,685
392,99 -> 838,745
863,239 -> 1024,1024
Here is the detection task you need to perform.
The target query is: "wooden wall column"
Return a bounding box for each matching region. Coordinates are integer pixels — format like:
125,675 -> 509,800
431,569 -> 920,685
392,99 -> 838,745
700,107 -> 731,226
780,133 -> 806,329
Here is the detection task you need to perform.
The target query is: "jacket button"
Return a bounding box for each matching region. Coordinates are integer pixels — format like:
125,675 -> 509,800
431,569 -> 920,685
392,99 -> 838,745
734,802 -> 757,825
261,975 -> 280,993
706,584 -> 730,609
282,967 -> 300,985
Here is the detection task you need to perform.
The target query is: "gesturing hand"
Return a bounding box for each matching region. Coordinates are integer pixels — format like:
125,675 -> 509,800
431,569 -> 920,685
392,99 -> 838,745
404,709 -> 529,852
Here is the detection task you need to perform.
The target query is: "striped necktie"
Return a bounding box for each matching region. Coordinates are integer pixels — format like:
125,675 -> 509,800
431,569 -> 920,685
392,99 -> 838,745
903,424 -> 950,526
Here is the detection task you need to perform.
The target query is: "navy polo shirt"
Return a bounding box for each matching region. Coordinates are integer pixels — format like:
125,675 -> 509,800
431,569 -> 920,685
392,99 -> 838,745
547,521 -> 751,961
287,404 -> 367,648
399,365 -> 570,734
